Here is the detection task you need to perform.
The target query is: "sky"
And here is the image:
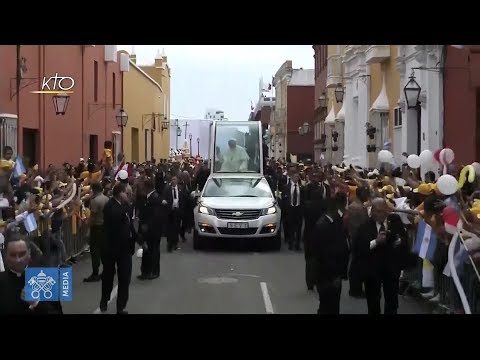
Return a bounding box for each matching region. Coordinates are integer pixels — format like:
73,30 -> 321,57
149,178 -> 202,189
117,45 -> 314,121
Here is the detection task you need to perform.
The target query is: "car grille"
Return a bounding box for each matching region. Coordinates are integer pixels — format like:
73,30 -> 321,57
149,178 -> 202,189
218,228 -> 258,235
215,209 -> 261,220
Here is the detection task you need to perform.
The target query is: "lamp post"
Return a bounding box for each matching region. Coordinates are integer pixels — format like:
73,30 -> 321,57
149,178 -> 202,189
115,108 -> 128,153
404,70 -> 421,109
176,125 -> 181,150
189,133 -> 192,156
335,83 -> 344,103
197,137 -> 200,157
52,93 -> 70,115
403,69 -> 422,154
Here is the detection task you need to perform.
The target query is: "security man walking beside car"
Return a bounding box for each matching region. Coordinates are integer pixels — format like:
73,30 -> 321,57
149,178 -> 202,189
312,192 -> 349,314
138,177 -> 162,280
162,174 -> 186,252
100,182 -> 135,314
303,170 -> 331,290
282,172 -> 304,251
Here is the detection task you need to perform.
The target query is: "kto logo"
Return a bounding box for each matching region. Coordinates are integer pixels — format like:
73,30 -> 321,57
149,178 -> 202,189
25,267 -> 73,301
30,73 -> 75,94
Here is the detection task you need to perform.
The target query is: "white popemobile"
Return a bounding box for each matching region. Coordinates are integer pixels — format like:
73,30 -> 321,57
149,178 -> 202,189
192,121 -> 281,250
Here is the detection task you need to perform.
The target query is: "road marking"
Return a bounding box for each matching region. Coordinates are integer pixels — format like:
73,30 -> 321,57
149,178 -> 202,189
260,282 -> 274,314
92,285 -> 118,314
198,277 -> 239,284
226,273 -> 260,278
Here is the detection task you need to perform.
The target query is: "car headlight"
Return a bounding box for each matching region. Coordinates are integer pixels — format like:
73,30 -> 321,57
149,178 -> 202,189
198,205 -> 215,215
261,206 -> 277,215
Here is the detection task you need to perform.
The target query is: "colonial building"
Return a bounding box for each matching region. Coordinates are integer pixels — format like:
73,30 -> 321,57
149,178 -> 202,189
443,45 -> 480,164
0,45 -> 126,169
325,45 -> 345,165
397,45 -> 443,165
121,49 -> 170,162
312,45 -> 328,164
341,45 -> 401,168
272,61 -> 314,162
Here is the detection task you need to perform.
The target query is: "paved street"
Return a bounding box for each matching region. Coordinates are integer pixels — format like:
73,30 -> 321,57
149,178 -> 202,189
62,235 -> 429,314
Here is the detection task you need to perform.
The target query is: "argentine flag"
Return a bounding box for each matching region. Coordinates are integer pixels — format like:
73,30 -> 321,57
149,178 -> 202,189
12,156 -> 26,178
414,220 -> 438,262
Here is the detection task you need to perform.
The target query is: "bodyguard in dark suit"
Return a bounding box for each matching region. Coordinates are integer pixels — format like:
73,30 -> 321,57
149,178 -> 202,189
312,192 -> 349,314
279,164 -> 297,243
281,172 -> 304,251
303,170 -> 331,290
162,175 -> 187,252
352,198 -> 409,315
101,182 -> 135,314
138,178 -> 162,280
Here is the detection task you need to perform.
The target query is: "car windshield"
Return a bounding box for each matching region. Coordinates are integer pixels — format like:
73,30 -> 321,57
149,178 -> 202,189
202,178 -> 273,198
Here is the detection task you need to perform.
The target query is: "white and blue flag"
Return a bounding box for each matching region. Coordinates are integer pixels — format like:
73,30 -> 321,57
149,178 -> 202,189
23,213 -> 38,233
414,220 -> 438,262
12,156 -> 26,178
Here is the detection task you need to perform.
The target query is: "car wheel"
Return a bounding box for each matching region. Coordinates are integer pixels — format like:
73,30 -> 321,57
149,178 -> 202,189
193,230 -> 203,250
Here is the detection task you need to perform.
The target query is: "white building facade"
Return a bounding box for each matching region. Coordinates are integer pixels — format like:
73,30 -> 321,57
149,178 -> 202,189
396,45 -> 444,157
342,45 -> 371,168
205,108 -> 225,121
169,119 -> 212,158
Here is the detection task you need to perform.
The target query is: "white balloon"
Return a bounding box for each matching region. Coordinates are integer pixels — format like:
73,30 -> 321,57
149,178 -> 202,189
440,148 -> 455,165
419,150 -> 433,165
437,174 -> 459,195
378,150 -> 393,163
472,162 -> 480,176
407,154 -> 421,169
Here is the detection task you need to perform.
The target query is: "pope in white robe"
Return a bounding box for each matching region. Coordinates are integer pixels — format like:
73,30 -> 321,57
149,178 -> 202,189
217,139 -> 250,172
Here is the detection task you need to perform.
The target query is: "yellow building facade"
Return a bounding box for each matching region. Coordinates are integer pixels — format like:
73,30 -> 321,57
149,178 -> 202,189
325,45 -> 345,165
367,45 -> 400,166
121,51 -> 170,163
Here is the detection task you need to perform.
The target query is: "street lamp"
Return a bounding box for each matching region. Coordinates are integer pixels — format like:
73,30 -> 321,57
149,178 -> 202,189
318,92 -> 327,108
176,126 -> 182,137
303,122 -> 310,134
404,70 -> 421,109
335,83 -> 344,103
197,137 -> 200,157
115,108 -> 128,153
52,93 -> 70,115
116,108 -> 128,127
189,133 -> 192,155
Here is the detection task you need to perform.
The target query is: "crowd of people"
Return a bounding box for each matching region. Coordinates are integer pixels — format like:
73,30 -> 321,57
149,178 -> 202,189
1,139 -> 480,315
265,152 -> 480,314
0,142 -> 211,314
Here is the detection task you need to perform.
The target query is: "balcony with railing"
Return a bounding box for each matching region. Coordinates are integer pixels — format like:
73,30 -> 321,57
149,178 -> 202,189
327,55 -> 342,88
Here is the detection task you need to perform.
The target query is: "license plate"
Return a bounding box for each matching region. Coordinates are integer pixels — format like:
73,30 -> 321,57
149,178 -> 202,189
227,222 -> 249,229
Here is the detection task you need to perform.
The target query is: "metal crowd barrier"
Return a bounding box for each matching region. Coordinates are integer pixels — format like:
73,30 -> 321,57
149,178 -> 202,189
62,217 -> 89,260
437,263 -> 480,314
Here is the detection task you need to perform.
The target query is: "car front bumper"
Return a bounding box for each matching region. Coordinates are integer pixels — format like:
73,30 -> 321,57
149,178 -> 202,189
194,212 -> 281,238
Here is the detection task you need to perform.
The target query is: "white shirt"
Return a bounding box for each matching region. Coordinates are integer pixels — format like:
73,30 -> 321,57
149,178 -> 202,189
146,190 -> 155,200
172,186 -> 179,209
290,182 -> 300,207
370,220 -> 388,250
